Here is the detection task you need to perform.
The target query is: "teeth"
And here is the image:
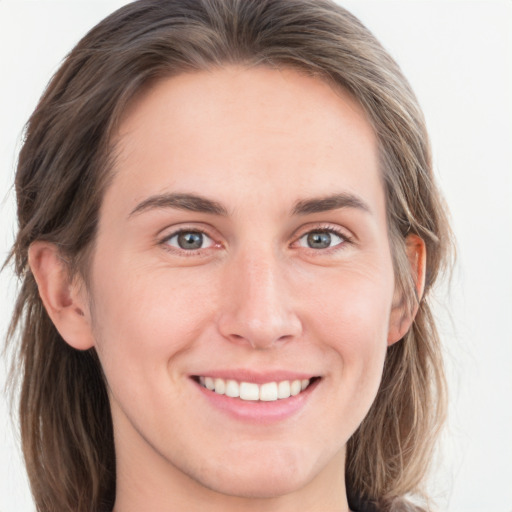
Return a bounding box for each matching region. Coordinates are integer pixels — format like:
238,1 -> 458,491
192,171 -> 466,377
259,382 -> 278,401
290,380 -> 301,396
214,378 -> 226,395
205,377 -> 215,390
277,380 -> 290,399
240,382 -> 259,400
198,377 -> 312,401
225,379 -> 239,398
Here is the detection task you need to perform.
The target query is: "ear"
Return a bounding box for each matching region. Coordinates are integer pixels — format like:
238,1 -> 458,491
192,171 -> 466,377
387,234 -> 426,346
28,241 -> 95,350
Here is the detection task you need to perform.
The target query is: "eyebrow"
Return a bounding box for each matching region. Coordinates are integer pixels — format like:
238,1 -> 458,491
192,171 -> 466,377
292,193 -> 371,216
129,192 -> 229,217
128,191 -> 371,219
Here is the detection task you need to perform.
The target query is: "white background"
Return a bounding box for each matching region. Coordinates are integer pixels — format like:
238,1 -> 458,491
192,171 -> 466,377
1,1 -> 511,511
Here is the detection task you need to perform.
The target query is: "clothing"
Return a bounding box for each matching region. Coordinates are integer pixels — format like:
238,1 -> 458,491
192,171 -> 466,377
352,504 -> 379,512
349,494 -> 379,512
353,504 -> 379,512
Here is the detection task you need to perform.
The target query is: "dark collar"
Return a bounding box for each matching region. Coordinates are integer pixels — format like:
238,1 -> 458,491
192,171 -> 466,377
348,494 -> 379,512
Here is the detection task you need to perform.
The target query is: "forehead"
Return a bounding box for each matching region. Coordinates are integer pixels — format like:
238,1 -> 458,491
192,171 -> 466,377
106,65 -> 383,220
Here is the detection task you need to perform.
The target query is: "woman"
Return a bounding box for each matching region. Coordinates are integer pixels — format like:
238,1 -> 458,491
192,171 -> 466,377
5,0 -> 452,511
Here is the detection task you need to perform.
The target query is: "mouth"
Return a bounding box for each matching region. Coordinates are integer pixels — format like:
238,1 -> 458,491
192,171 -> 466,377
192,375 -> 320,402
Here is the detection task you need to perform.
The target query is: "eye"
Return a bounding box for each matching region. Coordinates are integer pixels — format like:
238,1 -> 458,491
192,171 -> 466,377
298,229 -> 346,249
164,230 -> 215,251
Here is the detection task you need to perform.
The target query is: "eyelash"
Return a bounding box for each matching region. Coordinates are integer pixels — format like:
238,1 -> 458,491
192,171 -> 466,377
159,224 -> 353,256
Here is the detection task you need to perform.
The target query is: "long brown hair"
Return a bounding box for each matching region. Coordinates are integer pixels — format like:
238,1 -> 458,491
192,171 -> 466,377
5,1 -> 453,511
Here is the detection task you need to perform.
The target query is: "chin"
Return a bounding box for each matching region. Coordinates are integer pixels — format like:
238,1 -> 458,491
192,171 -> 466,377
201,472 -> 307,500
188,446 -> 319,499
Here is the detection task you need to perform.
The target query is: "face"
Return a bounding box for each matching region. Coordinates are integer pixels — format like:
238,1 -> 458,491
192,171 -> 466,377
85,66 -> 399,505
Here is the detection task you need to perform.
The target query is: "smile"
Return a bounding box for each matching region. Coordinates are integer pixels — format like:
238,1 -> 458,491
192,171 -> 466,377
197,376 -> 314,401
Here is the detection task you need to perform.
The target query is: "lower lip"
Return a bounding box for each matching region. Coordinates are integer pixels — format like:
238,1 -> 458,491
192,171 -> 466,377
192,378 -> 320,424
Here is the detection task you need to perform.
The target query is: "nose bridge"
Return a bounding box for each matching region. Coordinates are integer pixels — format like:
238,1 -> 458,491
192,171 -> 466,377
218,245 -> 301,348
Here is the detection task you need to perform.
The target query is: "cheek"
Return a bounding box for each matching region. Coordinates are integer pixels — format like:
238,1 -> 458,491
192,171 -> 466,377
87,266 -> 221,430
89,258 -> 221,364
306,263 -> 394,345
303,265 -> 393,396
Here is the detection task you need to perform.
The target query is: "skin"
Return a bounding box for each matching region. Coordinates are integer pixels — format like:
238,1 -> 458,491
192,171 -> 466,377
29,66 -> 425,512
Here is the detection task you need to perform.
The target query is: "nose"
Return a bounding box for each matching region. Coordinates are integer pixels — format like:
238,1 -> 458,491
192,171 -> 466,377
217,250 -> 302,349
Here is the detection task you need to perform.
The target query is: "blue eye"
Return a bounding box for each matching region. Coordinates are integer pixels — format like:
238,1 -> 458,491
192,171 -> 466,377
165,231 -> 215,251
298,230 -> 345,249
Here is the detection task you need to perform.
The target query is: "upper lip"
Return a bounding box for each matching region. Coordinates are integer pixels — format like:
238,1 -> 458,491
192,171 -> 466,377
191,369 -> 319,384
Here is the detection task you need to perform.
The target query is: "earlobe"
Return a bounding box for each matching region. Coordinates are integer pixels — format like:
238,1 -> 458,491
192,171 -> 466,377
28,241 -> 95,350
387,234 -> 426,345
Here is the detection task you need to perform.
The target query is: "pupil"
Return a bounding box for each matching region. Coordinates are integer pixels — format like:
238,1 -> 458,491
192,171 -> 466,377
178,232 -> 203,250
307,232 -> 331,249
